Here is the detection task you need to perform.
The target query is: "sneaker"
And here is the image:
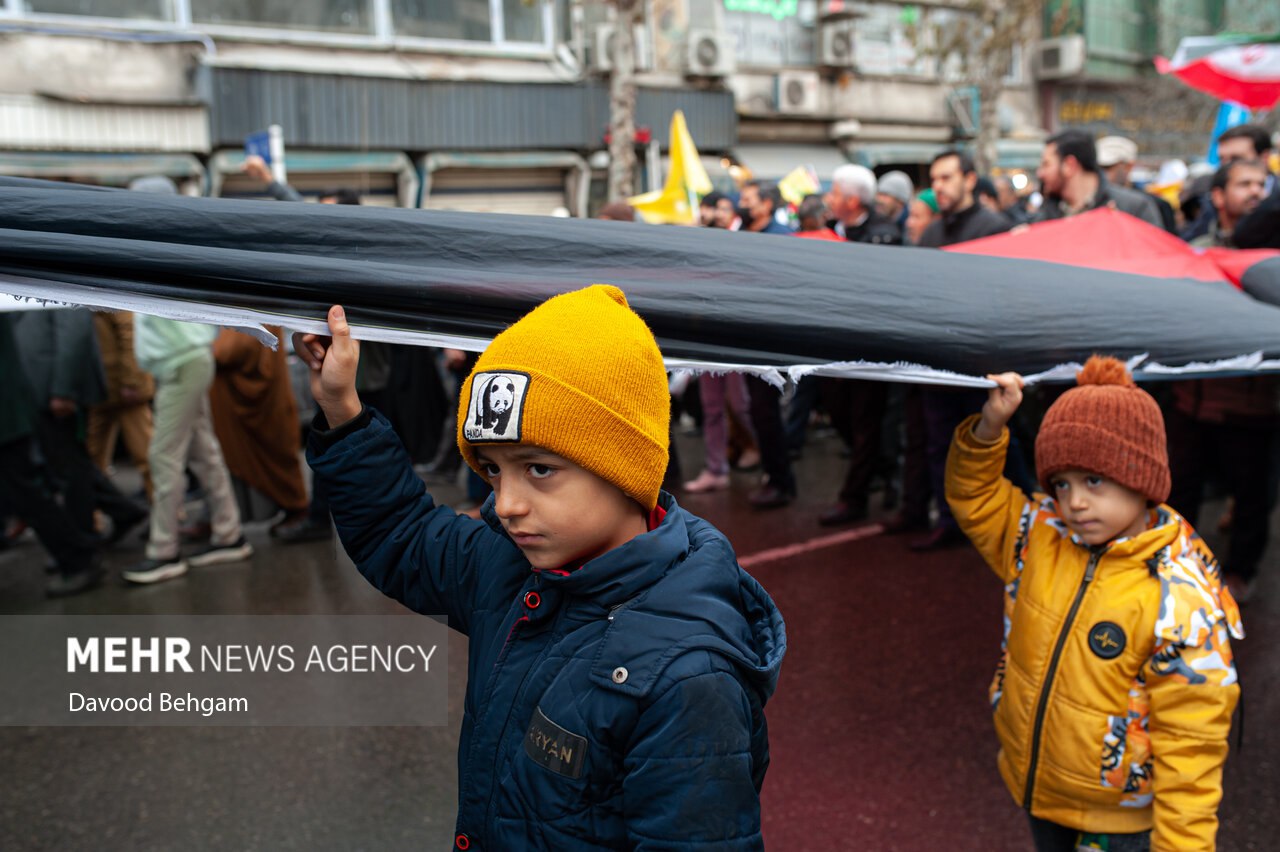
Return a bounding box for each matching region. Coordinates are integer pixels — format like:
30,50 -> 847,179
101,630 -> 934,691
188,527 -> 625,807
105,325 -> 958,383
273,517 -> 333,544
187,536 -> 254,567
683,470 -> 730,493
123,556 -> 189,585
46,561 -> 104,597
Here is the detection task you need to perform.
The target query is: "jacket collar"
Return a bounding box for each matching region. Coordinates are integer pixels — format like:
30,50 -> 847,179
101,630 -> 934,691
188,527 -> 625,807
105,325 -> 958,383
942,201 -> 982,228
1057,503 -> 1181,562
481,492 -> 786,702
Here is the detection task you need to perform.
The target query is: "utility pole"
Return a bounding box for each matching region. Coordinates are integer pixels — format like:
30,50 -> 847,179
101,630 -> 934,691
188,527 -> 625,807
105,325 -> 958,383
607,0 -> 643,200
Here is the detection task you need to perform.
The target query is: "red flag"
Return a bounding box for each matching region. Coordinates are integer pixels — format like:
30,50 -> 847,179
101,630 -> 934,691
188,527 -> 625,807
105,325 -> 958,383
947,208 -> 1279,288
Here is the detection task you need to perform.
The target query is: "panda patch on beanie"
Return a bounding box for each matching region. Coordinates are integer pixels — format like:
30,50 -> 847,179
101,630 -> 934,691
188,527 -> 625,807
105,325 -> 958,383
1034,355 -> 1171,505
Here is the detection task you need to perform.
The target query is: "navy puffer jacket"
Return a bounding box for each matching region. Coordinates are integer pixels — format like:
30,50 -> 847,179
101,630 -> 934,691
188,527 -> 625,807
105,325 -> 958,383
309,411 -> 786,851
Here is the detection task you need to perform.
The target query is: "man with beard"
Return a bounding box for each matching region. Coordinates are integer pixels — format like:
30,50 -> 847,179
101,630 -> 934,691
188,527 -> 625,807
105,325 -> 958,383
910,150 -> 1017,548
826,164 -> 901,245
1183,123 -> 1276,243
1032,130 -> 1162,227
734,180 -> 796,507
918,150 -> 1012,247
1172,163 -> 1276,603
1190,159 -> 1269,248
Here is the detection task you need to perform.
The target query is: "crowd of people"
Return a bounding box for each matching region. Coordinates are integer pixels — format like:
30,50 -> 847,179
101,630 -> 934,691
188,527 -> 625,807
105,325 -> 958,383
0,120 -> 1273,852
609,123 -> 1276,606
1,124 -> 1277,610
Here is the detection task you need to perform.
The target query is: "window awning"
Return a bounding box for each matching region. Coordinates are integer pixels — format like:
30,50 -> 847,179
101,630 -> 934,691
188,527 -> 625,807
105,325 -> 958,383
209,150 -> 420,207
0,152 -> 206,187
0,94 -> 209,153
731,144 -> 851,183
210,150 -> 414,175
845,142 -> 946,169
420,151 -> 590,216
995,140 -> 1045,171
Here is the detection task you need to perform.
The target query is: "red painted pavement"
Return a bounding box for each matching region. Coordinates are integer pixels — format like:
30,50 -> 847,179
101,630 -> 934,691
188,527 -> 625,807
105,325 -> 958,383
733,524 -> 1277,851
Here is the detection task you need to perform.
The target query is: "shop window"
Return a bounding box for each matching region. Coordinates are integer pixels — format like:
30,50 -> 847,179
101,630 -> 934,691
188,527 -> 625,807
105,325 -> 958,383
23,0 -> 170,19
391,0 -> 545,44
852,3 -> 928,77
501,0 -> 543,42
724,0 -> 817,68
1084,0 -> 1146,61
391,0 -> 491,41
191,1 -> 374,35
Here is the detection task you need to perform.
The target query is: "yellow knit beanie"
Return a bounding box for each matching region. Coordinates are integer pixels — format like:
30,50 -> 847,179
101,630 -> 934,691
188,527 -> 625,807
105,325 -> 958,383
457,284 -> 670,510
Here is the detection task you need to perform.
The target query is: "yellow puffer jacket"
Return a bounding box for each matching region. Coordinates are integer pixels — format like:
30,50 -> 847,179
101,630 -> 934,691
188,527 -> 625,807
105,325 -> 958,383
946,416 -> 1243,851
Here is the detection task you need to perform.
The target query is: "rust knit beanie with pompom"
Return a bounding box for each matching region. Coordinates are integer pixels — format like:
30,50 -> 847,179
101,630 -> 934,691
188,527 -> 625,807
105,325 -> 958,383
1034,355 -> 1170,504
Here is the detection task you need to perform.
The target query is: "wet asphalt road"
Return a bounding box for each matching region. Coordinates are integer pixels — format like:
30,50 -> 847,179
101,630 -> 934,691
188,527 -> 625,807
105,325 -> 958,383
1,429 -> 1275,851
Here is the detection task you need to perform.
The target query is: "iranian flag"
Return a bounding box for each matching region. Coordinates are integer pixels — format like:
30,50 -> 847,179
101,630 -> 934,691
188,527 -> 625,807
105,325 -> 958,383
1156,33 -> 1280,109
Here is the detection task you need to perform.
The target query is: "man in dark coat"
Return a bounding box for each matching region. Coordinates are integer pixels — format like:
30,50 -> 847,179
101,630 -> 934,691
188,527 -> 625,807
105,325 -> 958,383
1183,123 -> 1277,243
913,150 -> 1019,549
0,313 -> 101,595
13,307 -> 147,547
827,164 -> 902,245
918,150 -> 1013,247
1032,129 -> 1163,227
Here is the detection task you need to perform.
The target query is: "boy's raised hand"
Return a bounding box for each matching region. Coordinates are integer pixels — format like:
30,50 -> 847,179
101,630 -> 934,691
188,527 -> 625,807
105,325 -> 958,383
974,372 -> 1024,442
292,305 -> 363,427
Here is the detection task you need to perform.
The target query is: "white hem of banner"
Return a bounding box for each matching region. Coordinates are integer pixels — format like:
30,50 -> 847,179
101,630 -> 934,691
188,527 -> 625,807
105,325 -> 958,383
5,276 -> 1280,387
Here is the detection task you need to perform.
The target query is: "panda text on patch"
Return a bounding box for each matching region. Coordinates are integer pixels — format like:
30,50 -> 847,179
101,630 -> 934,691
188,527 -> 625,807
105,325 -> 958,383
464,371 -> 530,442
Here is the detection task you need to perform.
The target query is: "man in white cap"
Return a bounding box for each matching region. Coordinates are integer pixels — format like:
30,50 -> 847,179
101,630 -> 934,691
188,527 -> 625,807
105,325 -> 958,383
1096,135 -> 1138,187
1097,135 -> 1176,232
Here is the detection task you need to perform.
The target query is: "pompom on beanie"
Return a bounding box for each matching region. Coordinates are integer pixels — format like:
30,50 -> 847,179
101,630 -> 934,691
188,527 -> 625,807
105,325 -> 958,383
1035,356 -> 1170,504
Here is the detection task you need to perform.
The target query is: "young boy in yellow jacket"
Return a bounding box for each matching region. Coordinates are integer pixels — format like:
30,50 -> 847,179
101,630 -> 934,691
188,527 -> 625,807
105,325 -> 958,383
946,356 -> 1243,851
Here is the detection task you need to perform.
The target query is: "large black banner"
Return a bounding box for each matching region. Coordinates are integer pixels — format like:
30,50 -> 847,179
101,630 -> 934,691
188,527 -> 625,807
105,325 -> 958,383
3,177 -> 1279,383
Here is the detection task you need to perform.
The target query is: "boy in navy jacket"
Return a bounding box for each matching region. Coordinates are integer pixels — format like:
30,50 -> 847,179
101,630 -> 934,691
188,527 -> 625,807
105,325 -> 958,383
295,285 -> 786,851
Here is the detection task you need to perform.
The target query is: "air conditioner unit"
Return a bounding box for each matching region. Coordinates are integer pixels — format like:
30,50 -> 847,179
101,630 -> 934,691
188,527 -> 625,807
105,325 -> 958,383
775,71 -> 820,115
1033,35 -> 1086,80
819,17 -> 857,69
685,28 -> 735,78
592,24 -> 653,74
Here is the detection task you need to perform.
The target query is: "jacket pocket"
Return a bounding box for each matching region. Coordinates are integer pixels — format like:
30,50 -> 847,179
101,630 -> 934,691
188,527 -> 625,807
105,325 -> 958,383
1099,689 -> 1154,808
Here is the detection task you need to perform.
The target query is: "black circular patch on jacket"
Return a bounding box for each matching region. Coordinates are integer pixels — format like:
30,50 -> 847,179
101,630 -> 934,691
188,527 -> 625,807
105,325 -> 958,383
1088,622 -> 1126,659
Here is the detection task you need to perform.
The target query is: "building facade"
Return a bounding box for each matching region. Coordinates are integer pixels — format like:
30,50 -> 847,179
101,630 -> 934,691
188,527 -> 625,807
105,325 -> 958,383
1035,0 -> 1273,164
0,1 -> 1052,211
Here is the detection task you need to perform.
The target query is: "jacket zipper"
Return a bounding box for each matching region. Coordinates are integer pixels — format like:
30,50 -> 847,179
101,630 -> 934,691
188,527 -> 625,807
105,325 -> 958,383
1022,548 -> 1102,810
483,605 -> 565,838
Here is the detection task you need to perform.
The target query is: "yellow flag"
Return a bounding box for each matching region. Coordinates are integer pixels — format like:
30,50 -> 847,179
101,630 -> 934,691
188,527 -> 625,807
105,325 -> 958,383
777,165 -> 821,207
629,110 -> 713,225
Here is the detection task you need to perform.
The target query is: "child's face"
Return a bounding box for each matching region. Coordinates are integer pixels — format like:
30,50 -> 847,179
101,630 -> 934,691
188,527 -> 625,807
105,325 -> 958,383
1048,469 -> 1149,546
474,445 -> 648,571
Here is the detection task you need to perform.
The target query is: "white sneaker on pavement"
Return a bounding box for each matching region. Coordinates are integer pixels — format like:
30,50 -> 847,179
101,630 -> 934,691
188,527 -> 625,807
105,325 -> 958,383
187,536 -> 254,568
